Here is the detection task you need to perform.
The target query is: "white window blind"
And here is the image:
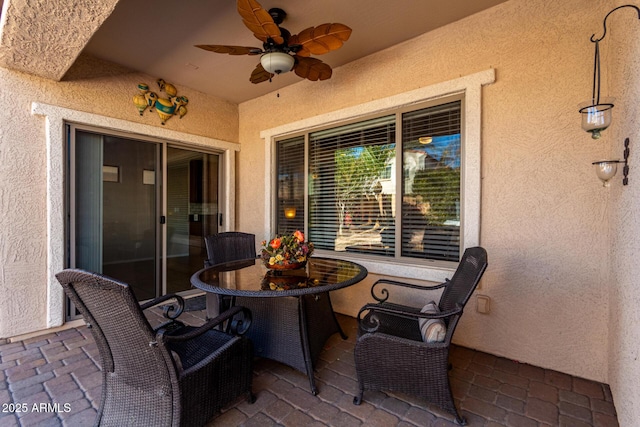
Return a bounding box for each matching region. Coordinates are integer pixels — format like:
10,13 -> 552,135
309,116 -> 396,254
401,101 -> 461,261
276,136 -> 305,235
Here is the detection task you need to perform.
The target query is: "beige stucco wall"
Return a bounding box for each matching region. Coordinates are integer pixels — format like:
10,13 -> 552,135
2,0 -> 639,422
609,1 -> 640,425
238,0 -> 614,384
0,54 -> 239,338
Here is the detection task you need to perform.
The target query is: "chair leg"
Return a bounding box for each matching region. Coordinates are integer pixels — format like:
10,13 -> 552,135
246,391 -> 256,404
454,415 -> 467,425
353,390 -> 363,405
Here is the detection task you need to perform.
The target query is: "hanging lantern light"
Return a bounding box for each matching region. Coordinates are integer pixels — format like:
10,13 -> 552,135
578,5 -> 640,139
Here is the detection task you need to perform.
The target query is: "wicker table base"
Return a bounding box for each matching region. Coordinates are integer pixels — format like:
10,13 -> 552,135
191,257 -> 368,395
235,292 -> 345,394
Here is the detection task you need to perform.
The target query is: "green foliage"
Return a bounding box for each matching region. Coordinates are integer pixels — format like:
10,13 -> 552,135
411,166 -> 460,225
334,144 -> 394,206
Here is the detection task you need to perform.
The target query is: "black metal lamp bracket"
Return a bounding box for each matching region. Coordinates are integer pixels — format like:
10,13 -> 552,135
587,5 -> 640,106
590,5 -> 640,43
623,137 -> 630,185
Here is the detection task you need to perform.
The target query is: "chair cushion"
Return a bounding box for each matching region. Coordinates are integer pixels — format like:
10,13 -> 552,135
418,301 -> 446,343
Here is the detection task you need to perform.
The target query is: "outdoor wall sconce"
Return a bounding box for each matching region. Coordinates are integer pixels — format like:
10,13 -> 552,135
132,79 -> 189,125
579,5 -> 640,139
592,137 -> 630,186
284,206 -> 297,219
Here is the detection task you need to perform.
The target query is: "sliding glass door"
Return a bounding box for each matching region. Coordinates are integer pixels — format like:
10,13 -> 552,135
165,147 -> 219,294
67,126 -> 220,314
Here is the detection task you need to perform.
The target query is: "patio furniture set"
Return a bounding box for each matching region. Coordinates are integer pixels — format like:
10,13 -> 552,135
55,232 -> 487,426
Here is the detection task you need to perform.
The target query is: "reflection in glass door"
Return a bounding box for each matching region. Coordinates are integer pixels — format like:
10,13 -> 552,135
72,130 -> 160,300
166,147 -> 219,294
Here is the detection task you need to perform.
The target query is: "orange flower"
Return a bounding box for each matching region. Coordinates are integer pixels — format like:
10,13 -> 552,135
294,230 -> 305,243
270,237 -> 282,250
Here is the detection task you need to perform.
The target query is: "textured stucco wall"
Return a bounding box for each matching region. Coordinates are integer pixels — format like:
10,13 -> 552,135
0,0 -> 120,80
608,1 -> 640,425
0,54 -> 238,338
238,0 -> 613,383
2,0 -> 638,421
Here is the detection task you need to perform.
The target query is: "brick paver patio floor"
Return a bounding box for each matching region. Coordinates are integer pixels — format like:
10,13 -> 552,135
0,310 -> 619,426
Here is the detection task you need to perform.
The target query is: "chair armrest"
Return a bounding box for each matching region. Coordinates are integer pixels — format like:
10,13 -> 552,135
158,306 -> 252,344
357,302 -> 462,333
370,278 -> 450,303
140,294 -> 185,321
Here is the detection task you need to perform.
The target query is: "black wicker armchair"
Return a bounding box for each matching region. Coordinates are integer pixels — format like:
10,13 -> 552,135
353,246 -> 488,425
204,232 -> 257,267
56,269 -> 254,427
203,231 -> 257,317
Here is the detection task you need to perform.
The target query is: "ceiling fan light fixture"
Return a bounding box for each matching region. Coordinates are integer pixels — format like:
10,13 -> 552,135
261,52 -> 295,75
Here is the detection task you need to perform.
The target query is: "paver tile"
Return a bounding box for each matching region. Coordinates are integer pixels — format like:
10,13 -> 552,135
0,313 -> 621,427
525,397 -> 559,425
572,377 -> 604,399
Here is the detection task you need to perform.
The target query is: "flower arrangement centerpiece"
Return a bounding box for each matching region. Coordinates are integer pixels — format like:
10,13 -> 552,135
261,230 -> 314,270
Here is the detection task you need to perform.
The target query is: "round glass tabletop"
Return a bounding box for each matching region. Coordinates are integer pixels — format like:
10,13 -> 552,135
191,257 -> 368,297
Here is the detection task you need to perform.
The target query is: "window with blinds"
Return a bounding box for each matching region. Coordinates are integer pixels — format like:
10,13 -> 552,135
402,101 -> 461,261
308,116 -> 396,254
274,97 -> 462,264
275,136 -> 305,235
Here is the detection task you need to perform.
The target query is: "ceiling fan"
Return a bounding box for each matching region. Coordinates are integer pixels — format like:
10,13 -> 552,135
196,0 -> 352,84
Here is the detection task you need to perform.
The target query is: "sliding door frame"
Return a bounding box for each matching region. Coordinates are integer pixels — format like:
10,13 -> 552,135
34,101 -> 240,328
67,124 -> 225,305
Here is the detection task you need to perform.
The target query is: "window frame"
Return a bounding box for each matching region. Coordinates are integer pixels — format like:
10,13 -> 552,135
261,70 -> 495,282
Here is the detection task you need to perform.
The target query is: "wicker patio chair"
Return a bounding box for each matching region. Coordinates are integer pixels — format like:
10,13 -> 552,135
353,246 -> 488,425
56,269 -> 255,427
204,231 -> 257,316
204,232 -> 256,267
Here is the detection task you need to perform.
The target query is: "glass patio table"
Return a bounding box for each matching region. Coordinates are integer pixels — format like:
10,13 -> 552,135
190,257 -> 368,394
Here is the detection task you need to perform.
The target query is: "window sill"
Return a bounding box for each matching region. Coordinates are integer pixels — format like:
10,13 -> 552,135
314,249 -> 456,283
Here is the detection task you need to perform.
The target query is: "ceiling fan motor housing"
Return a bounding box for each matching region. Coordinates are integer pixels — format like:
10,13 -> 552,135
268,8 -> 287,25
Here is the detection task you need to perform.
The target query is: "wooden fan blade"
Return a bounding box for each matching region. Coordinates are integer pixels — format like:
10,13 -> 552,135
237,0 -> 284,44
195,45 -> 261,55
289,23 -> 352,57
294,57 -> 332,81
250,63 -> 274,84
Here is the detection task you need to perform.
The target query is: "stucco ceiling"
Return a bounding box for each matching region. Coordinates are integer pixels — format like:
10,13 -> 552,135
0,0 -> 508,104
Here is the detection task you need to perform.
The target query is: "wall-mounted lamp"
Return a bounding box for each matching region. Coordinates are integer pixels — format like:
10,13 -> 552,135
592,138 -> 630,186
284,206 -> 297,219
592,160 -> 620,186
579,5 -> 640,139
